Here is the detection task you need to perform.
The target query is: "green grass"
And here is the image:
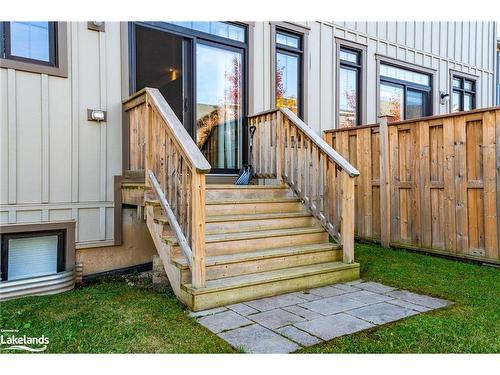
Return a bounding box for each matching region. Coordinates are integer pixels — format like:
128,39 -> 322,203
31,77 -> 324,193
1,243 -> 499,353
0,275 -> 235,353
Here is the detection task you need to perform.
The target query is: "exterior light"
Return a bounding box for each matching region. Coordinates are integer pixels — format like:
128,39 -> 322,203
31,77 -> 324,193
87,109 -> 107,122
440,92 -> 450,105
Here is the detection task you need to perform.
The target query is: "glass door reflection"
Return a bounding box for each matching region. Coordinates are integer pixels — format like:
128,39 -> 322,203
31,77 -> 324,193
196,43 -> 243,172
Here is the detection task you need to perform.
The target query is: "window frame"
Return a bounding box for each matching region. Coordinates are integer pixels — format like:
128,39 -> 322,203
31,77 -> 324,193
1,230 -> 65,282
0,22 -> 68,77
336,38 -> 367,127
271,22 -> 308,120
450,71 -> 478,113
376,55 -> 435,121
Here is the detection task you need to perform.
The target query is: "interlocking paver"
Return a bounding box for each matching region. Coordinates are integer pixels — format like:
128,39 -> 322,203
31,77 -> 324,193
189,306 -> 227,318
275,325 -> 322,346
387,298 -> 432,312
248,308 -> 305,329
219,324 -> 300,353
227,302 -> 259,316
332,283 -> 361,293
308,285 -> 348,297
244,293 -> 307,311
198,310 -> 253,333
289,290 -> 324,301
356,281 -> 396,294
385,290 -> 450,309
343,290 -> 394,305
294,313 -> 375,340
282,304 -> 323,320
299,294 -> 365,315
347,302 -> 418,324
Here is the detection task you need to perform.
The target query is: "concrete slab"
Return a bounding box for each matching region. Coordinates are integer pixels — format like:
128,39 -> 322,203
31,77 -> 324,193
198,310 -> 253,333
275,325 -> 322,346
308,285 -> 348,297
227,303 -> 259,316
299,294 -> 366,315
332,283 -> 361,293
244,293 -> 307,311
248,308 -> 306,329
343,290 -> 394,305
356,281 -> 396,294
219,324 -> 300,353
385,290 -> 450,309
294,313 -> 375,340
347,302 -> 418,325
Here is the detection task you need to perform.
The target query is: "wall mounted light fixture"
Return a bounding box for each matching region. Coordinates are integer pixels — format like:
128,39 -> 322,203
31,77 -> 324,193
440,92 -> 450,105
87,109 -> 107,122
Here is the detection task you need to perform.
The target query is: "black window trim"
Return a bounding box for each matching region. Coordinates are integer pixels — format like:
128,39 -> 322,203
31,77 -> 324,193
335,38 -> 367,127
1,21 -> 58,67
451,72 -> 477,113
273,26 -> 304,119
338,46 -> 363,126
1,229 -> 65,282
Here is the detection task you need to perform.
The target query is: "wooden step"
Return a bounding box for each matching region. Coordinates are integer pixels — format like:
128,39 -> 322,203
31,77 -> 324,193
182,261 -> 360,311
205,212 -> 318,234
206,184 -> 294,201
166,227 -> 329,256
206,197 -> 304,216
172,242 -> 341,282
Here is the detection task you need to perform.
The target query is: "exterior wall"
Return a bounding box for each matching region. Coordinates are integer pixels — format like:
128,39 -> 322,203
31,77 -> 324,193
1,22 -> 122,250
1,21 -> 497,277
250,21 -> 498,134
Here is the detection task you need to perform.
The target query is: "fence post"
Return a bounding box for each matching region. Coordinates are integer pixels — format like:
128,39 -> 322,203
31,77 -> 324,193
341,171 -> 355,263
378,115 -> 392,248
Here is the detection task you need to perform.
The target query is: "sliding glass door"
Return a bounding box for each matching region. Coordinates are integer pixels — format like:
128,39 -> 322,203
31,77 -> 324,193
196,43 -> 243,172
133,22 -> 246,174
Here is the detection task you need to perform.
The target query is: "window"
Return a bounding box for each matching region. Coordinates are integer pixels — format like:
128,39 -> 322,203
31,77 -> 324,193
379,63 -> 432,121
1,22 -> 56,65
0,22 -> 67,76
168,22 -> 245,42
452,75 -> 476,112
275,29 -> 303,116
338,48 -> 362,127
1,231 -> 64,282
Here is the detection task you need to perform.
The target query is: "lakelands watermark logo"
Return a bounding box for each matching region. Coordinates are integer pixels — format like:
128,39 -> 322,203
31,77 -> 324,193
1,329 -> 49,352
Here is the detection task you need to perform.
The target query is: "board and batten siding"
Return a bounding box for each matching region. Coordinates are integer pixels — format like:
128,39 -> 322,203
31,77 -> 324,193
250,21 -> 498,134
0,22 -> 122,248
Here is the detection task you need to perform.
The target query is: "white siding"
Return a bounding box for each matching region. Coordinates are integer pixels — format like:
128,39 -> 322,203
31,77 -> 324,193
0,22 -> 122,247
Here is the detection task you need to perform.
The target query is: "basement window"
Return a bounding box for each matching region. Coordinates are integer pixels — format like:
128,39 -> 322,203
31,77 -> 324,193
1,231 -> 65,282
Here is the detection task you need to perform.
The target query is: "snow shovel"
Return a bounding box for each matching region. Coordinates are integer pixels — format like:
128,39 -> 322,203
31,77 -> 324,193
235,125 -> 257,185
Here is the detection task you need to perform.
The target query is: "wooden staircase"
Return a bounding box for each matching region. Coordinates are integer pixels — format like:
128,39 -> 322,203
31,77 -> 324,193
123,88 -> 360,311
142,184 -> 358,311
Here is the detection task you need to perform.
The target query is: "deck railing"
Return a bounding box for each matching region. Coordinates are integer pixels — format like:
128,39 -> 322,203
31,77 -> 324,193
123,88 -> 211,288
324,107 -> 500,265
248,108 -> 360,263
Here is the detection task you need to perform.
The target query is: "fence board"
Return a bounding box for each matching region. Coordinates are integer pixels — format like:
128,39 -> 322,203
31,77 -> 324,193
324,107 -> 500,264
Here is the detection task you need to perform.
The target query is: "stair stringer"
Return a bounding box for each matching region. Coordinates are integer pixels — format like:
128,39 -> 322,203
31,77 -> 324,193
145,204 -> 195,309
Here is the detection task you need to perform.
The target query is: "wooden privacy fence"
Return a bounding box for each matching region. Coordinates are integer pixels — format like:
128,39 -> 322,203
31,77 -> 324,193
324,107 -> 500,264
248,108 -> 360,263
123,88 -> 211,288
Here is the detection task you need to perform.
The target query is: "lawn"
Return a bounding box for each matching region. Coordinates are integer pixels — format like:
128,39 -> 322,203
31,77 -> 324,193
1,243 -> 499,353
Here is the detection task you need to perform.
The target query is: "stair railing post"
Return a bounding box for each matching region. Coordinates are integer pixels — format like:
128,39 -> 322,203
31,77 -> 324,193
191,171 -> 206,288
340,171 -> 355,264
144,97 -> 152,187
276,111 -> 284,184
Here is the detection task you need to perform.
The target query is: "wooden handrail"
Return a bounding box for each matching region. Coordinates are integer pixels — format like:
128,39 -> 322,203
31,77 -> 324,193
124,88 -> 209,288
148,170 -> 193,267
280,108 -> 360,177
248,108 -> 359,263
